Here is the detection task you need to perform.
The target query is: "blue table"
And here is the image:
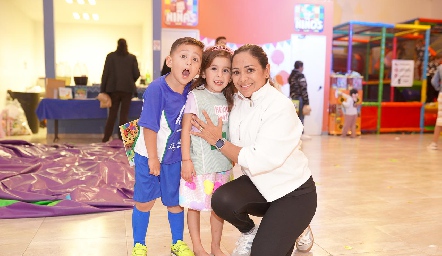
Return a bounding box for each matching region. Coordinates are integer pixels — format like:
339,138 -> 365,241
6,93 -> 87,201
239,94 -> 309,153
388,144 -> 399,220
36,99 -> 142,141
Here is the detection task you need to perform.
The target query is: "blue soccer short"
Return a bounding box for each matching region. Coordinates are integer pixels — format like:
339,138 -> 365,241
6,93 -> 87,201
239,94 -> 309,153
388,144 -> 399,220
133,152 -> 181,207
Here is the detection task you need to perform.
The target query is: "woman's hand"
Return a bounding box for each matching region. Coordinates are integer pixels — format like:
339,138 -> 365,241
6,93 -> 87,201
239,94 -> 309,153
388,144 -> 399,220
190,110 -> 223,146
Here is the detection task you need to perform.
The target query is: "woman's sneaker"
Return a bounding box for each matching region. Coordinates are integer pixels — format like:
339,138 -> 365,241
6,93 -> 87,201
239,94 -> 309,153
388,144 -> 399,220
427,142 -> 438,150
231,225 -> 259,256
132,243 -> 147,256
171,240 -> 194,256
296,225 -> 314,252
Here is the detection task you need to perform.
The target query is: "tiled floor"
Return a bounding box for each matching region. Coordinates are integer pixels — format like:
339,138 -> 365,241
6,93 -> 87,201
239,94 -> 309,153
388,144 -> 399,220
1,130 -> 441,256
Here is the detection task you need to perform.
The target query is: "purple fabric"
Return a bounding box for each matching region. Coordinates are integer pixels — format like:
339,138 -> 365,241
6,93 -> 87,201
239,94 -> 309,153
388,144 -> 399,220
0,140 -> 135,219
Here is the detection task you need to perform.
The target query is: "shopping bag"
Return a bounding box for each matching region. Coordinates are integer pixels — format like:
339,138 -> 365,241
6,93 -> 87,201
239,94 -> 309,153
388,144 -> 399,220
119,119 -> 139,167
292,99 -> 300,113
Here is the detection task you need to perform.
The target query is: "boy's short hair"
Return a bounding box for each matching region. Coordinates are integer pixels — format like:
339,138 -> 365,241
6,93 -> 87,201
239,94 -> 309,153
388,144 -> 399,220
215,36 -> 226,45
350,88 -> 358,96
169,37 -> 205,55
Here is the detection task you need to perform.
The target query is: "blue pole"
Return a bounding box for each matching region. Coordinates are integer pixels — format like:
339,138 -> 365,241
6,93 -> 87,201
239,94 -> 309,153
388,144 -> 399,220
420,29 -> 431,132
347,23 -> 353,73
43,0 -> 55,78
152,0 -> 161,80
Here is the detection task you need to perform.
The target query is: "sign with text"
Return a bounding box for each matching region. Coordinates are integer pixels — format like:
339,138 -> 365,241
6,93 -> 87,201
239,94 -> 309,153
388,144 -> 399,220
164,0 -> 198,26
294,4 -> 324,33
391,60 -> 414,87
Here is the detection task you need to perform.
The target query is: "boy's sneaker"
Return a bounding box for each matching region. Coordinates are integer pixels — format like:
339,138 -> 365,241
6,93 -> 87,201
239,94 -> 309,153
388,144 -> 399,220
132,243 -> 147,256
296,225 -> 314,253
171,240 -> 194,256
427,142 -> 438,150
231,225 -> 259,256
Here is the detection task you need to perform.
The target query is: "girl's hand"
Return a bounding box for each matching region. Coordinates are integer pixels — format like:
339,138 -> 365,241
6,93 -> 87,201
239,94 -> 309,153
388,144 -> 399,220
181,160 -> 195,182
190,110 -> 223,145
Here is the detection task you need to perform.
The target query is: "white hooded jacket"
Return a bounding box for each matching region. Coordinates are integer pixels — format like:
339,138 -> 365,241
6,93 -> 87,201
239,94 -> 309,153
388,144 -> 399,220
229,82 -> 312,202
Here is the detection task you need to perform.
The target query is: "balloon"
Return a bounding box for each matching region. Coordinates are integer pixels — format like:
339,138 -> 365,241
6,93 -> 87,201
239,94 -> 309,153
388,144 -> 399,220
271,50 -> 284,65
275,70 -> 290,85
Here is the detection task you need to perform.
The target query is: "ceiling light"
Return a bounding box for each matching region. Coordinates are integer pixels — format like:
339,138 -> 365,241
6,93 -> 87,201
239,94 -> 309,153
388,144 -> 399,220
83,13 -> 90,20
92,14 -> 99,21
73,12 -> 80,19
77,0 -> 85,4
66,0 -> 73,3
88,0 -> 96,5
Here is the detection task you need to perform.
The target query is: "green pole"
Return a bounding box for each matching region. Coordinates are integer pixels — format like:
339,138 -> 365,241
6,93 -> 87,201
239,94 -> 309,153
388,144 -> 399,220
377,27 -> 387,134
364,42 -> 370,98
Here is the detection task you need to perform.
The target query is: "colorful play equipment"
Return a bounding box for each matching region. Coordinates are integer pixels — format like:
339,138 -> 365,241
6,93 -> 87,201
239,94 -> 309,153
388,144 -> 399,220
332,21 -> 431,134
402,18 -> 442,131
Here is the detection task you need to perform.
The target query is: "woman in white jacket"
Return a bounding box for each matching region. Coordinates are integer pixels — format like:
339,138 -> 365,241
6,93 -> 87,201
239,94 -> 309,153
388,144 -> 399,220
191,44 -> 317,256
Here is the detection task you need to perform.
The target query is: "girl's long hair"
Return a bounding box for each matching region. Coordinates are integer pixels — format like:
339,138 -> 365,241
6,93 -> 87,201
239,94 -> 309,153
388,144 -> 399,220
191,46 -> 235,111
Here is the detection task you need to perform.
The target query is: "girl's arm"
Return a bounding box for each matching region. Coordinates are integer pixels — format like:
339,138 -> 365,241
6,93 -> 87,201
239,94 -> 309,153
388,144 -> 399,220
181,113 -> 195,182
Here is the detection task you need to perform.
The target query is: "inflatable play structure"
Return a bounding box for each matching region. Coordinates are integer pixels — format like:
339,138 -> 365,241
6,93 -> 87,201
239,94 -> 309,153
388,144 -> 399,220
332,21 -> 433,134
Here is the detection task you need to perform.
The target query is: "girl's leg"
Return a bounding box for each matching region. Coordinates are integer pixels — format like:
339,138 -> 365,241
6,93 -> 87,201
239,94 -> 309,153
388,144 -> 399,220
210,211 -> 226,256
341,116 -> 350,137
432,125 -> 441,144
350,115 -> 357,138
187,209 -> 209,256
250,178 -> 317,256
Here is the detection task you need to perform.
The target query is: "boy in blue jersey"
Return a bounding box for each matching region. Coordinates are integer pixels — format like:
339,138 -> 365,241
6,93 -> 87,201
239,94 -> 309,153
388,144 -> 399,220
131,37 -> 204,256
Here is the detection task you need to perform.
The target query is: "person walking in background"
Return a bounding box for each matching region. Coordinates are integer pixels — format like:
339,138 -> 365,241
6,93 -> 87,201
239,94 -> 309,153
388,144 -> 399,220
426,55 -> 442,103
100,38 -> 140,142
289,60 -> 311,140
338,89 -> 360,138
180,45 -> 235,256
131,37 -> 204,256
428,62 -> 442,150
215,36 -> 227,46
190,44 -> 317,256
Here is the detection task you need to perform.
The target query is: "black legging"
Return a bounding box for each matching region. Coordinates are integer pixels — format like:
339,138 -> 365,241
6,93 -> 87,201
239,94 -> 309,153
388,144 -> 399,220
212,175 -> 317,256
102,91 -> 133,142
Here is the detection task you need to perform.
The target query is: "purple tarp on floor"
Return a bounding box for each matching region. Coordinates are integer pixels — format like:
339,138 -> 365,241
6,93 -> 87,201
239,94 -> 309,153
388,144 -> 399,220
0,140 -> 135,219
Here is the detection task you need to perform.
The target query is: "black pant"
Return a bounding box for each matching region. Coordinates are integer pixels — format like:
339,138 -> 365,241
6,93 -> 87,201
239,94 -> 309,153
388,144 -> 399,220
427,76 -> 439,103
212,175 -> 317,256
102,91 -> 133,142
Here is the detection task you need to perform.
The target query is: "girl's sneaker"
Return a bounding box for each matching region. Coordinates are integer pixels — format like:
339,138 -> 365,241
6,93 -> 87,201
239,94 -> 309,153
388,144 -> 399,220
427,142 -> 438,150
132,243 -> 147,256
171,240 -> 194,256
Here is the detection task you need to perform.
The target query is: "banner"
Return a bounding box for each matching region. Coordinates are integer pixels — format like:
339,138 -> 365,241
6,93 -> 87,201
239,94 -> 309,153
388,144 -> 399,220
391,60 -> 414,87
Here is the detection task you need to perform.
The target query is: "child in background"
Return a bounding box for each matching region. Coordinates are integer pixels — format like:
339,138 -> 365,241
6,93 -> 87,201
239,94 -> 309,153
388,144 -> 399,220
131,37 -> 204,256
180,45 -> 235,256
339,89 -> 360,138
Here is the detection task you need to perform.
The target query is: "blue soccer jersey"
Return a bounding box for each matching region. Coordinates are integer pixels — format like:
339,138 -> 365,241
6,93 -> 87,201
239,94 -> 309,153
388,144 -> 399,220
134,76 -> 190,164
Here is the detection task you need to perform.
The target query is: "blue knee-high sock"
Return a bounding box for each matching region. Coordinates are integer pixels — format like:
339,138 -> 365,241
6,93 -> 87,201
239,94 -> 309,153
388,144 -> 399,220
132,207 -> 150,246
168,211 -> 184,244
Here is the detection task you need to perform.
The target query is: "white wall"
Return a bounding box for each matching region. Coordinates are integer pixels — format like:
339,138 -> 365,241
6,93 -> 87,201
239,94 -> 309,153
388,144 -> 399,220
141,2 -> 153,80
334,0 -> 441,25
0,1 -> 151,111
54,23 -> 143,85
0,1 -> 41,108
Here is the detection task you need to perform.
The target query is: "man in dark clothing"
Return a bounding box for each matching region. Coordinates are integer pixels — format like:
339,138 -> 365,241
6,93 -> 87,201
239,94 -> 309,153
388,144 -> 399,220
100,38 -> 140,142
289,60 -> 311,121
